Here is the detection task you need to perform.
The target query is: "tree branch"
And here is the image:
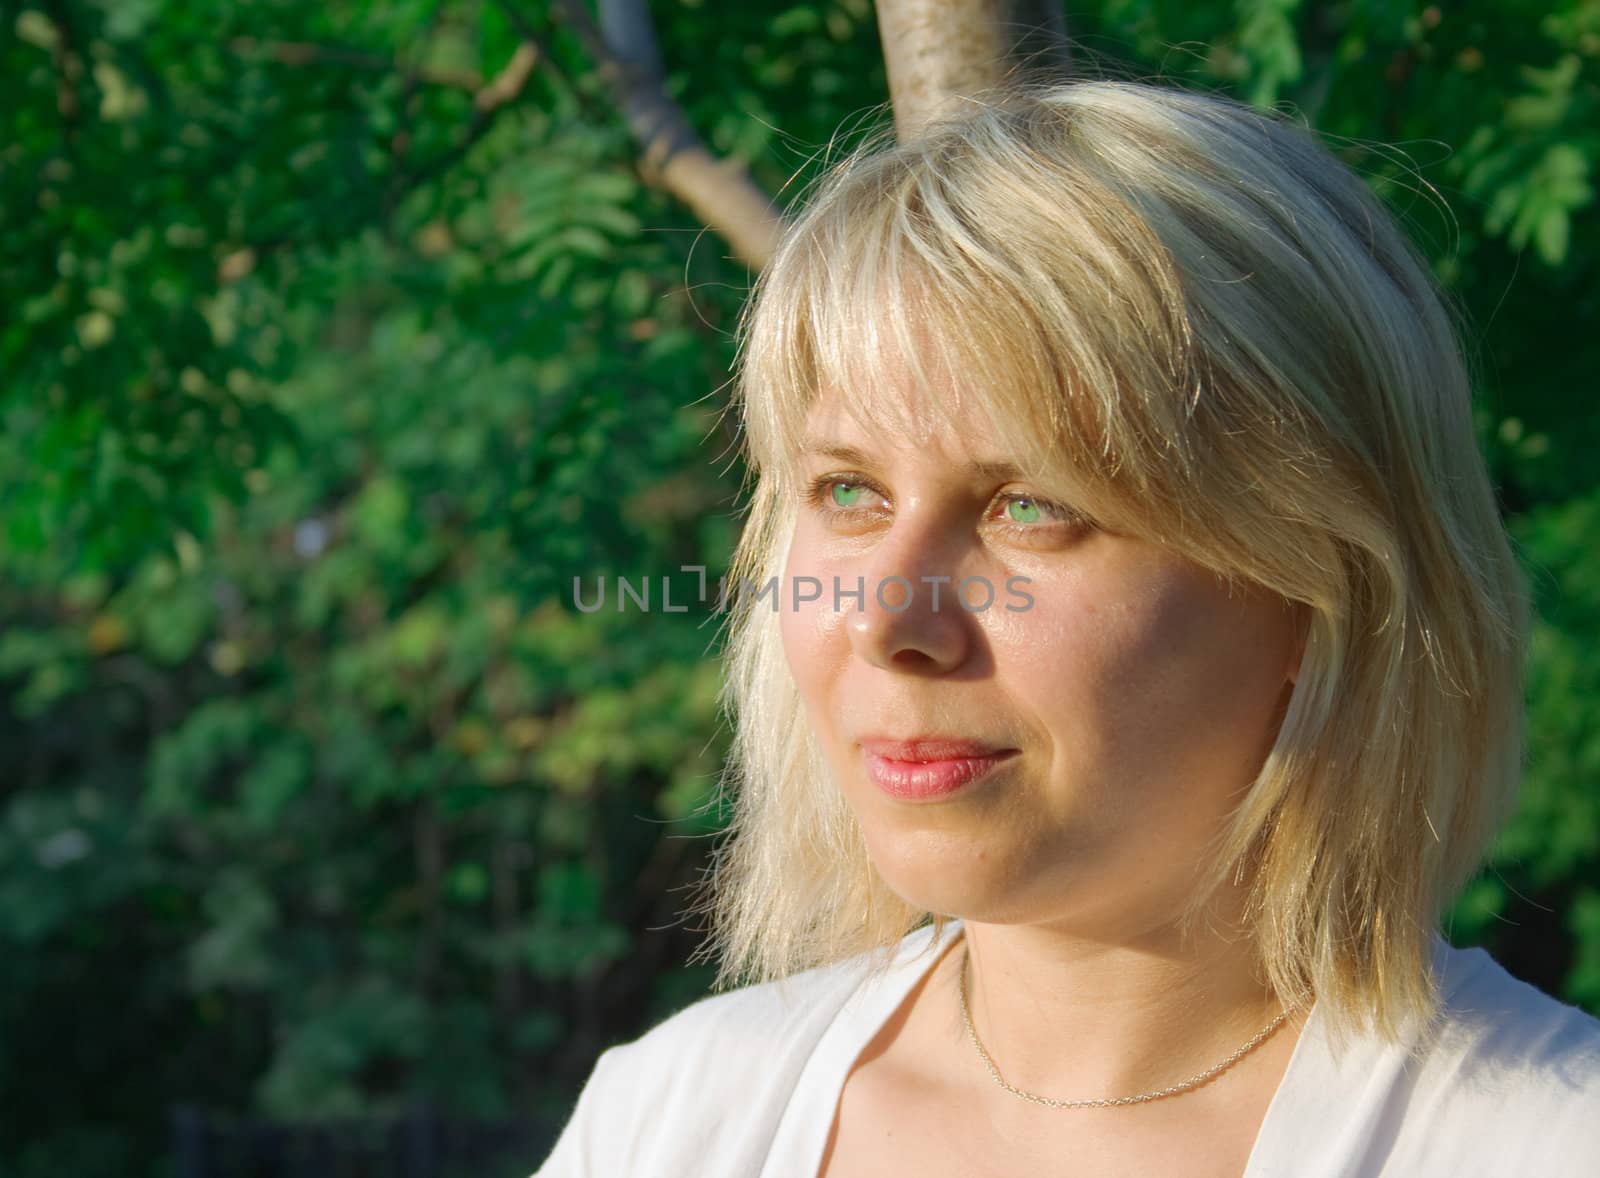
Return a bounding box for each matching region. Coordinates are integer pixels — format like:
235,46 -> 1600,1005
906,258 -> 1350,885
228,36 -> 487,92
224,34 -> 545,274
876,0 -> 1073,140
399,40 -> 542,197
501,0 -> 784,270
43,1 -> 84,146
476,41 -> 541,112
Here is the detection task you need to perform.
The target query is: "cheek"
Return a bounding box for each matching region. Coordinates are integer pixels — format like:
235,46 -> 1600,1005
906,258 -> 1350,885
778,534 -> 841,705
1000,567 -> 1291,782
777,596 -> 821,693
994,591 -> 1127,753
777,546 -> 811,677
1097,574 -> 1295,779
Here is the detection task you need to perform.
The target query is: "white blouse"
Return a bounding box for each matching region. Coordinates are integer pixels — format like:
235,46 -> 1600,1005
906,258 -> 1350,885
534,920 -> 1600,1176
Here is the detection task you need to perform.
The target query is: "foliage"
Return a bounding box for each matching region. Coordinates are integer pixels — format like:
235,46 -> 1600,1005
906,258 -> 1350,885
1,1 -> 1596,1174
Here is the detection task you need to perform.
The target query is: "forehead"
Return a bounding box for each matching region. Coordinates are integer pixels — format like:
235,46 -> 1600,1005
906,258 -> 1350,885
797,386 -> 1014,468
780,304 -> 1072,483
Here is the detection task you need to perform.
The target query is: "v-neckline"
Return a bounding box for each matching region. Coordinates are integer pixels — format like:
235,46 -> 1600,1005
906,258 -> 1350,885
756,919 -> 1336,1178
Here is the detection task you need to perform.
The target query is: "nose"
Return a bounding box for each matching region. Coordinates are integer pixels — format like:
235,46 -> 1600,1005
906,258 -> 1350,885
843,521 -> 974,674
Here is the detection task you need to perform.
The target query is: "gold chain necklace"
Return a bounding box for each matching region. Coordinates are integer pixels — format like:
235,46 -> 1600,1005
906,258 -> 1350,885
956,945 -> 1289,1109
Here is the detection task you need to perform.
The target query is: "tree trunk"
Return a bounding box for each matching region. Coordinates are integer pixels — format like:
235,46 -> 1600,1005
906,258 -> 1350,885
876,0 -> 1073,140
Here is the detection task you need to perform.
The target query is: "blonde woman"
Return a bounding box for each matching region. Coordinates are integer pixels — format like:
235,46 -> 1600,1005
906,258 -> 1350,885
537,80 -> 1600,1177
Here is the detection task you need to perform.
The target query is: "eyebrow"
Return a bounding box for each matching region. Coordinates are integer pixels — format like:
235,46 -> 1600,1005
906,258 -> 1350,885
798,439 -> 1027,482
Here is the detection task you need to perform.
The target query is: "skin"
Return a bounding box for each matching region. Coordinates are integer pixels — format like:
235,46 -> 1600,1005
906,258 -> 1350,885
779,388 -> 1309,1176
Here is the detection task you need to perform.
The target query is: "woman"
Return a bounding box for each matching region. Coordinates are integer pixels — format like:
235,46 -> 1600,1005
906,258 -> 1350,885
537,79 -> 1600,1176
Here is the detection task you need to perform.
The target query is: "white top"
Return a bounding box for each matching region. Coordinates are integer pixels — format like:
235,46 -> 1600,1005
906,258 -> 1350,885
534,921 -> 1600,1177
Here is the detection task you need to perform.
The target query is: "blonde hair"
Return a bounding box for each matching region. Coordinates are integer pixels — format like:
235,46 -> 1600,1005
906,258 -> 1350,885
695,79 -> 1528,1044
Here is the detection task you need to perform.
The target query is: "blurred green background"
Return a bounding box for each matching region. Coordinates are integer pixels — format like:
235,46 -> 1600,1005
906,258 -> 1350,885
1,1 -> 1597,1174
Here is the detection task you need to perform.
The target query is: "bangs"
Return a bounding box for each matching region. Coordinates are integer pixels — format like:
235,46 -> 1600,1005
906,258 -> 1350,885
736,120 -> 1213,541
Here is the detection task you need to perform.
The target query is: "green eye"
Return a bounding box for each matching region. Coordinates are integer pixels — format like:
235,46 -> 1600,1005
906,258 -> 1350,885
1004,498 -> 1043,524
830,483 -> 863,507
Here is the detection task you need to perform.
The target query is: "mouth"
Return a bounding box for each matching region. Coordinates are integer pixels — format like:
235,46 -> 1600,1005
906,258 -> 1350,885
857,736 -> 1018,801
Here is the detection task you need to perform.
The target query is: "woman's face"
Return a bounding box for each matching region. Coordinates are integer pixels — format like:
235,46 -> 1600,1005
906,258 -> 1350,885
779,390 -> 1304,937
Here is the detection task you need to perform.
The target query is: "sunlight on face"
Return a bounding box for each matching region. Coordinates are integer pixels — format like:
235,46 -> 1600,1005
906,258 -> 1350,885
778,391 -> 1304,939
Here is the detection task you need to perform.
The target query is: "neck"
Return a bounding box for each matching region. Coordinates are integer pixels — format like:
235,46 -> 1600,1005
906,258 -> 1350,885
947,908 -> 1293,1105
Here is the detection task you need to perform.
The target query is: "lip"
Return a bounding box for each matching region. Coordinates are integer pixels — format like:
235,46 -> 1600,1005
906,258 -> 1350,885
859,736 -> 1012,761
858,736 -> 1017,801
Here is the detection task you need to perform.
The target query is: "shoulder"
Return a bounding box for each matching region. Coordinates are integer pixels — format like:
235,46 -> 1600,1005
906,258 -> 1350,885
607,946 -> 877,1080
1427,942 -> 1600,1103
1440,940 -> 1600,1035
1243,941 -> 1600,1178
1383,941 -> 1600,1171
535,925 -> 949,1176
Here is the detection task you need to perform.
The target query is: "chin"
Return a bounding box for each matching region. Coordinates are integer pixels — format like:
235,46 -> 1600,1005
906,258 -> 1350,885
863,824 -> 1042,924
864,821 -> 1176,935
